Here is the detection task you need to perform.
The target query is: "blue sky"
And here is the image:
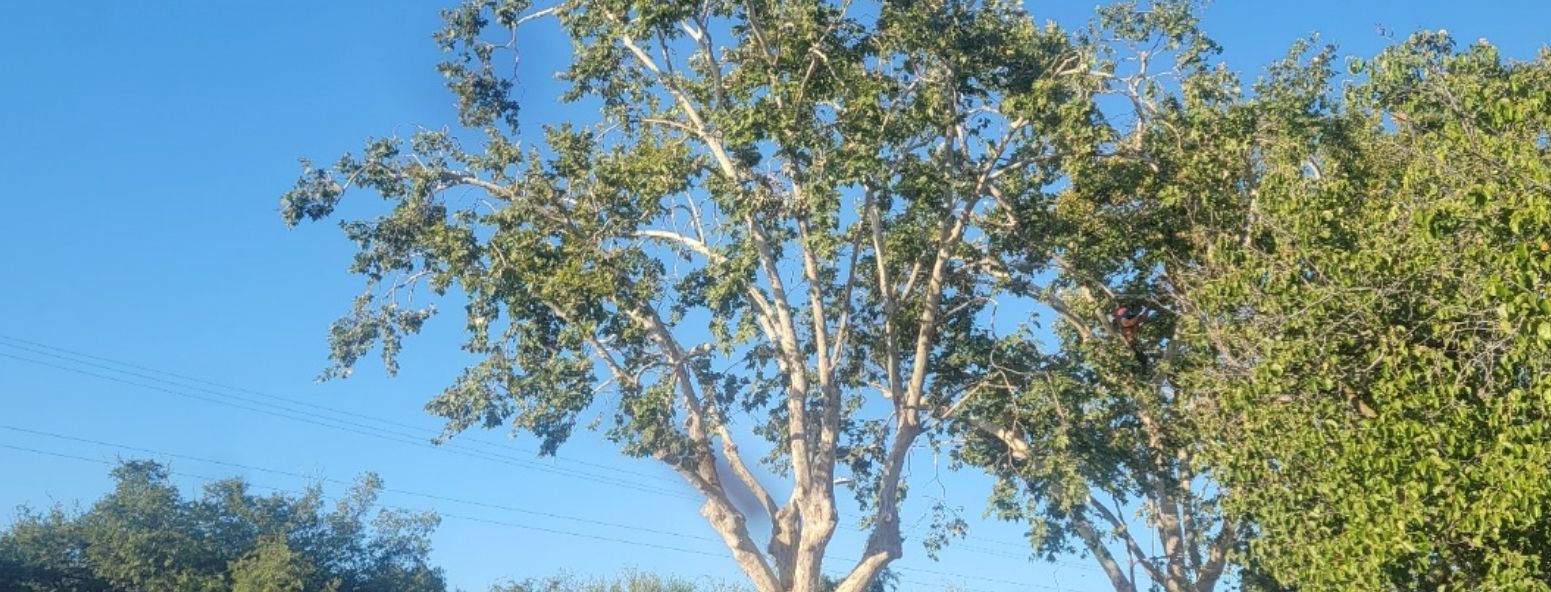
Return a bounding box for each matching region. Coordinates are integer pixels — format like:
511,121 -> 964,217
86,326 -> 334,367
2,2 -> 1549,591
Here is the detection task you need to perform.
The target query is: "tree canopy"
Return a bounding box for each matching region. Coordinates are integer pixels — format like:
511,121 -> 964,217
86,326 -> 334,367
281,0 -> 1105,590
0,460 -> 446,592
1173,34 -> 1551,590
279,0 -> 1551,590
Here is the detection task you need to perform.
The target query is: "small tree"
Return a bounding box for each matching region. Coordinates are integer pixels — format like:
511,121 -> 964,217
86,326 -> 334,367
0,461 -> 445,591
280,1 -> 1098,590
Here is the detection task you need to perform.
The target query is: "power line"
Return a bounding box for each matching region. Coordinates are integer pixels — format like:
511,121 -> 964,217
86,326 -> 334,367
0,346 -> 697,502
0,441 -> 1059,590
0,424 -> 718,545
0,349 -> 690,499
0,442 -> 728,560
0,335 -> 1103,587
892,563 -> 1072,592
0,343 -> 1081,567
937,538 -> 1109,574
0,333 -> 677,486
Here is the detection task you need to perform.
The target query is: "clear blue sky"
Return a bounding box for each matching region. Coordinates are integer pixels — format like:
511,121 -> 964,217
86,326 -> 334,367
2,2 -> 1548,591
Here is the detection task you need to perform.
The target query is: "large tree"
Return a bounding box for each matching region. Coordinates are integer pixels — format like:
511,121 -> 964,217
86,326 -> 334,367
0,461 -> 446,592
1166,33 -> 1551,589
280,0 -> 1100,590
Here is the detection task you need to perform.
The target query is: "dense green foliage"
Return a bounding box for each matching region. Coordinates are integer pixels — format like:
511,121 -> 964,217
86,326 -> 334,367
278,0 -> 1551,590
1173,35 -> 1551,590
944,12 -> 1551,588
0,461 -> 445,592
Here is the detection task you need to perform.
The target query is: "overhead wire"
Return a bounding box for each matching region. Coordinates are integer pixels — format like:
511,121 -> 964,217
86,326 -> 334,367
0,334 -> 676,485
0,424 -> 717,545
0,440 -> 1070,591
0,340 -> 697,501
0,334 -> 1108,585
0,442 -> 728,559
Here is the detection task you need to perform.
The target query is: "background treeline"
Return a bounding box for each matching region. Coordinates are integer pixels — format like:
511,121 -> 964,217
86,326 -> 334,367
0,461 -> 444,592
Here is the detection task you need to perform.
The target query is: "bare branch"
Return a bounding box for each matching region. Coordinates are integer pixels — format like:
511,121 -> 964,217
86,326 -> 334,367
1090,499 -> 1169,585
636,229 -> 724,263
1196,518 -> 1237,592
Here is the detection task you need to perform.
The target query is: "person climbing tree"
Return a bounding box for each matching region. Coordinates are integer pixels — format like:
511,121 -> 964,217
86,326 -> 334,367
1113,307 -> 1151,368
